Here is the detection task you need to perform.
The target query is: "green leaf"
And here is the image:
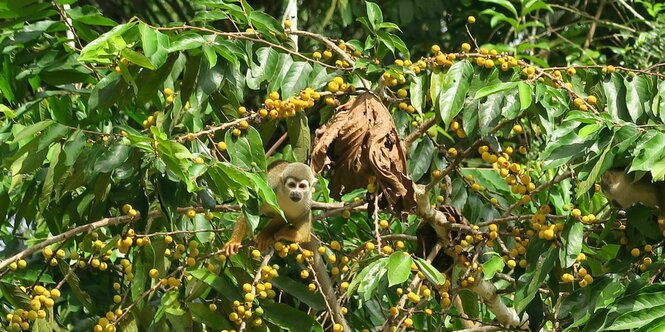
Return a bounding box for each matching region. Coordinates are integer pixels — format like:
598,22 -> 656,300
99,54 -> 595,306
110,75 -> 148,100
576,141 -> 611,196
88,72 -> 123,112
93,143 -> 130,173
609,303 -> 665,329
357,258 -> 389,300
603,73 -> 630,121
414,257 -> 445,285
121,48 -> 155,70
477,92 -> 504,136
630,131 -> 665,181
169,33 -> 206,52
188,302 -> 231,330
522,0 -> 553,15
408,137 -> 434,181
0,104 -> 16,119
280,62 -> 313,99
11,120 -> 54,143
436,60 -> 474,129
481,254 -> 505,280
481,0 -> 518,18
624,75 -> 652,123
248,11 -> 284,42
387,252 -> 413,287
271,276 -> 326,311
474,82 -> 517,99
78,22 -> 136,63
560,222 -> 583,268
262,302 -> 323,332
225,127 -> 266,170
57,260 -> 97,313
409,74 -> 427,113
202,44 -> 217,68
189,269 -> 243,300
515,246 -> 556,313
376,30 -> 395,54
286,112 -> 310,163
365,1 -> 383,29
0,282 -> 31,309
655,79 -> 665,123
518,82 -> 532,110
198,59 -> 224,94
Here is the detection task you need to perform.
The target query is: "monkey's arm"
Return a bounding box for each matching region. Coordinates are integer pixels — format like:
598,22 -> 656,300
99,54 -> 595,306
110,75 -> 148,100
256,217 -> 288,251
274,218 -> 312,243
222,214 -> 249,256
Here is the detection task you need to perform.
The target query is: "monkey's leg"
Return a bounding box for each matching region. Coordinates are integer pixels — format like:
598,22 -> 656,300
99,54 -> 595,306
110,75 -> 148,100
256,217 -> 287,251
222,215 -> 249,256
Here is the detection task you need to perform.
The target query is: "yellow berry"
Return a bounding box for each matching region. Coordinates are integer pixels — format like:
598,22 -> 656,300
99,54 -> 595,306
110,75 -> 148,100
467,16 -> 476,24
149,269 -> 159,279
461,43 -> 471,52
186,209 -> 196,219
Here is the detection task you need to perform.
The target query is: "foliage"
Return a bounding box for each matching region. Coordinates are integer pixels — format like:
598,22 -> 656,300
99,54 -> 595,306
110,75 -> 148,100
2,0 -> 665,331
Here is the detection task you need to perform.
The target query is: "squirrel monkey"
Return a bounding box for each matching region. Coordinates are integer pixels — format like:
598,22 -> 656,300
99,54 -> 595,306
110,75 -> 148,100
600,169 -> 665,219
222,161 -> 317,255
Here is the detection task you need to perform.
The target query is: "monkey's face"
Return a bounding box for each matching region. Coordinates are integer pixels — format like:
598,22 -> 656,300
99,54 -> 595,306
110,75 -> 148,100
285,177 -> 310,202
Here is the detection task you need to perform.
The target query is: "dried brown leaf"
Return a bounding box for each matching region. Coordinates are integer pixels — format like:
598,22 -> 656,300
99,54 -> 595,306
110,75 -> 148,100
311,93 -> 416,211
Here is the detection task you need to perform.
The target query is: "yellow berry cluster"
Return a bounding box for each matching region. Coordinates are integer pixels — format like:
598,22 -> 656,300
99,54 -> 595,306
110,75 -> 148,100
228,293 -> 266,327
7,258 -> 27,271
114,228 -> 137,254
142,110 -> 160,129
121,203 -> 138,217
474,48 -> 519,71
381,71 -> 407,88
93,309 -> 122,332
254,88 -> 320,120
366,176 -> 377,193
449,119 -> 466,139
4,286 -> 55,330
163,87 -> 175,104
502,231 -> 530,270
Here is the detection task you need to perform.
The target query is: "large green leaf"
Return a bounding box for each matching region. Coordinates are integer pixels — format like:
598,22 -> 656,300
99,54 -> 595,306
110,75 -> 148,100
188,302 -> 232,330
435,60 -> 474,128
271,276 -> 326,310
630,130 -> 665,181
286,112 -> 310,163
408,137 -> 434,181
225,126 -> 266,170
414,257 -> 445,285
474,82 -> 517,99
262,302 -> 323,332
514,246 -> 556,313
280,62 -> 313,99
387,252 -> 412,287
560,222 -> 583,268
78,22 -> 135,63
93,143 -> 130,173
624,75 -> 652,123
602,73 -> 630,121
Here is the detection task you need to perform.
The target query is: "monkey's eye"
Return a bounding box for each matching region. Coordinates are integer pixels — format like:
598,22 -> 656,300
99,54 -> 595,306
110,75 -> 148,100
299,183 -> 308,189
287,182 -> 297,189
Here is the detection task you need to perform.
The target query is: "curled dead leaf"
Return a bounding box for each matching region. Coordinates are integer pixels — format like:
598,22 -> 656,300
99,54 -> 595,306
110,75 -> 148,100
311,93 -> 416,211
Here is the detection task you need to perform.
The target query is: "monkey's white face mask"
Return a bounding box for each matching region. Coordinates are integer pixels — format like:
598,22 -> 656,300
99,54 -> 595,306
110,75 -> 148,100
285,178 -> 310,202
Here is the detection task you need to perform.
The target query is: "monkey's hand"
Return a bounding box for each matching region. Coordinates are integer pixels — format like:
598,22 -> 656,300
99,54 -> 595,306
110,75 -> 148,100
256,229 -> 275,252
222,240 -> 242,256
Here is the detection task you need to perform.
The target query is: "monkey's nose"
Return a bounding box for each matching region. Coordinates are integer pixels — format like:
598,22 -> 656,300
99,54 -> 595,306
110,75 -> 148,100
289,193 -> 302,202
